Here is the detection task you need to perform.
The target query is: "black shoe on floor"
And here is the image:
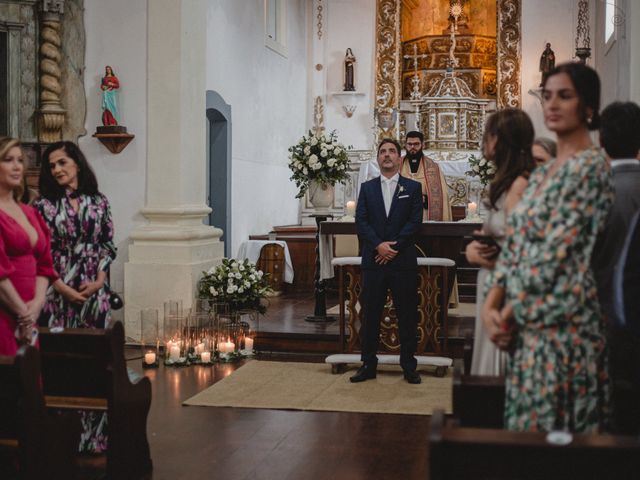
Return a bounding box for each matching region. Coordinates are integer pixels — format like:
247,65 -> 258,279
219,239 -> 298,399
403,370 -> 421,384
350,364 -> 377,383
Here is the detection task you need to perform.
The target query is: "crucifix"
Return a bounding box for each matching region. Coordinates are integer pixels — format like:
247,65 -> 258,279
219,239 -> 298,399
403,43 -> 429,101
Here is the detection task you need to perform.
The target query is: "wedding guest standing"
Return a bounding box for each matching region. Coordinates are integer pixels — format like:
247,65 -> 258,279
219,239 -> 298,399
532,137 -> 556,167
34,141 -> 116,453
0,137 -> 57,355
466,109 -> 535,376
592,101 -> 640,434
482,63 -> 613,433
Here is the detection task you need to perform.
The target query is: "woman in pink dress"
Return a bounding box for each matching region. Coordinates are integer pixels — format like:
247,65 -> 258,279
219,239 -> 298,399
0,137 -> 57,356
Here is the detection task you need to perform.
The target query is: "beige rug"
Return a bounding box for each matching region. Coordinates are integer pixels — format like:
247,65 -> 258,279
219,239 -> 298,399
183,360 -> 452,416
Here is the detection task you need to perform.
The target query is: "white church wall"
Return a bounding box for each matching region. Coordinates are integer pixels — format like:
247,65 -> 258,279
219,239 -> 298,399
322,0 -> 377,150
206,0 -> 308,257
520,0 -> 589,139
82,0 -> 148,318
595,0 -> 633,107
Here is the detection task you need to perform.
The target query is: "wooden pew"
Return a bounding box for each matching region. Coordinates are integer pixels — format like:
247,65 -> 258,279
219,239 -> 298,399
429,409 -> 640,480
452,366 -> 505,428
38,321 -> 153,480
0,345 -> 80,480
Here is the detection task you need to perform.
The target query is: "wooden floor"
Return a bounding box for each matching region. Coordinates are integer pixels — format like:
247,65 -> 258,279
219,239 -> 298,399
132,356 -> 432,480
74,293 -> 471,480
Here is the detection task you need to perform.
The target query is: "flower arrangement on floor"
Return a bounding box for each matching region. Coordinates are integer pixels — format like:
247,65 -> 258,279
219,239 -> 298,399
465,154 -> 496,187
198,258 -> 271,314
288,130 -> 351,199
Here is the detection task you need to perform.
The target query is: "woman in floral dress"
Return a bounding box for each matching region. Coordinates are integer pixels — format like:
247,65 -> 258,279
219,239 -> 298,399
35,141 -> 116,453
482,63 -> 613,433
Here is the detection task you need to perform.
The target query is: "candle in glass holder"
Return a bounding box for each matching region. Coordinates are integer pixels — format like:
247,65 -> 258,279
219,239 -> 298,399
144,352 -> 156,365
345,201 -> 356,217
220,341 -> 235,353
200,351 -> 211,363
467,202 -> 478,216
169,344 -> 180,361
244,337 -> 254,351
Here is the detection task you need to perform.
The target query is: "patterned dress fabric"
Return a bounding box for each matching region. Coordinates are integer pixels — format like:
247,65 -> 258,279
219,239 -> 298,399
34,192 -> 116,453
34,193 -> 116,329
486,147 -> 613,433
0,205 -> 58,355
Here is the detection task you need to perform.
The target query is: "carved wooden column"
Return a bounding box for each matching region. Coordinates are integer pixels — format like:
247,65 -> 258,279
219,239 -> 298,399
38,0 -> 66,143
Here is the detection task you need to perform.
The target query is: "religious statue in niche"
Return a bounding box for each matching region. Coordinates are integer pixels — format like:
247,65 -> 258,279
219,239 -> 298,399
101,66 -> 120,126
344,48 -> 356,91
539,43 -> 555,87
93,65 -> 134,154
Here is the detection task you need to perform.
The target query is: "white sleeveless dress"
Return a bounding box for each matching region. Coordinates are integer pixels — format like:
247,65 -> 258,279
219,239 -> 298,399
470,194 -> 507,376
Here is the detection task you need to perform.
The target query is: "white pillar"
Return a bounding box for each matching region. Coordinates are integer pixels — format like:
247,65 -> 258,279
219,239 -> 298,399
124,0 -> 223,338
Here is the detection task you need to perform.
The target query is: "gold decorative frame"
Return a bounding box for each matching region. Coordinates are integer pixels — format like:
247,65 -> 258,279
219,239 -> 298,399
375,0 -> 521,120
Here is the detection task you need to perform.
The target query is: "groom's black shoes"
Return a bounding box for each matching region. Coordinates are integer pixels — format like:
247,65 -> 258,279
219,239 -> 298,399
350,364 -> 377,383
403,369 -> 421,384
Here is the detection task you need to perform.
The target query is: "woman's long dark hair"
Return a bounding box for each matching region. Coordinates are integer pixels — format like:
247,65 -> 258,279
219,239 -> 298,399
39,141 -> 99,201
484,109 -> 536,209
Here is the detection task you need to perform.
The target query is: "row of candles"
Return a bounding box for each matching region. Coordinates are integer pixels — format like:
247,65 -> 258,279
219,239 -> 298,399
144,336 -> 255,365
344,200 -> 479,218
141,300 -> 258,367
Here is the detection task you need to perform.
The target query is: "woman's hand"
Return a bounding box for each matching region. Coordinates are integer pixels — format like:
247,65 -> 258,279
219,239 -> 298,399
78,279 -> 104,298
24,298 -> 44,324
465,237 -> 499,269
60,285 -> 87,304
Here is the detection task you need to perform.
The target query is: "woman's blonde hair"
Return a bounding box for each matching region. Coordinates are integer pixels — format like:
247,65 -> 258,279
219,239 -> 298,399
0,136 -> 25,201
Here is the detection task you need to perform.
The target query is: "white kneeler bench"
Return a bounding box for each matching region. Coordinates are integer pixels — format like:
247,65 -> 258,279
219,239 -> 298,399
328,256 -> 455,377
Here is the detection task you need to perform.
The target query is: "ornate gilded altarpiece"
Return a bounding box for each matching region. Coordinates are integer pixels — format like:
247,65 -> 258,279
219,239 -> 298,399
375,0 -> 521,138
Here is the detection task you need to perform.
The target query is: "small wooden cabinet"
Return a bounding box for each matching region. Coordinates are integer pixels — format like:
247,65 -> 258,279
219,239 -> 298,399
256,243 -> 285,293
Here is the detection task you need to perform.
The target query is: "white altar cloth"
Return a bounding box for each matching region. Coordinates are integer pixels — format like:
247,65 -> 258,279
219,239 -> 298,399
236,240 -> 294,283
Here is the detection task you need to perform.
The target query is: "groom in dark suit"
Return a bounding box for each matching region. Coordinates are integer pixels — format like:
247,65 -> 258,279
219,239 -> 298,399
351,138 -> 423,384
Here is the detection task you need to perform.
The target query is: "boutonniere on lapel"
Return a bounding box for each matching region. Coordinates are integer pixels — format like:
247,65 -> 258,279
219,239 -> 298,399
396,185 -> 405,197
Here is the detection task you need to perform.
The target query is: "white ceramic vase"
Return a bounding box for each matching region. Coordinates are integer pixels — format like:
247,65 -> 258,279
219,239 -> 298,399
308,179 -> 334,214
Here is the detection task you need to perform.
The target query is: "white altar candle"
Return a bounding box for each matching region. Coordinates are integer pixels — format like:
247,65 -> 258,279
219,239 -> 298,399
345,201 -> 356,217
170,344 -> 180,361
245,337 -> 254,351
144,352 -> 156,365
467,202 -> 477,216
200,351 -> 211,363
196,342 -> 205,355
220,341 -> 235,353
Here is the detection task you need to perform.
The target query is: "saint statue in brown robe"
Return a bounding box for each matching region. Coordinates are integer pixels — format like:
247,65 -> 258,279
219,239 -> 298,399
344,48 -> 356,91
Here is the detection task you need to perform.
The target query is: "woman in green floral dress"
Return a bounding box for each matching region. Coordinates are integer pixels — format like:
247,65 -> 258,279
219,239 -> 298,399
482,63 -> 613,433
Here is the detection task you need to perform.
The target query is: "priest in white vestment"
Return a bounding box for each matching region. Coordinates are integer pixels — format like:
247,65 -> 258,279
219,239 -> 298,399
400,131 -> 452,222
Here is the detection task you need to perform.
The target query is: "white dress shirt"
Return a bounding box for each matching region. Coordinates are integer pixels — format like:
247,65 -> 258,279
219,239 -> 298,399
380,173 -> 399,216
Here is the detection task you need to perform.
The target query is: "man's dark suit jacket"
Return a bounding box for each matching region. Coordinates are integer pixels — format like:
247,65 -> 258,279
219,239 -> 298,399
356,175 -> 423,270
592,160 -> 640,323
614,209 -> 640,335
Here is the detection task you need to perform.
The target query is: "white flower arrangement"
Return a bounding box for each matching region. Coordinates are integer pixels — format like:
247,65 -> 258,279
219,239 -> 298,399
198,258 -> 271,314
466,154 -> 496,186
288,130 -> 351,199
